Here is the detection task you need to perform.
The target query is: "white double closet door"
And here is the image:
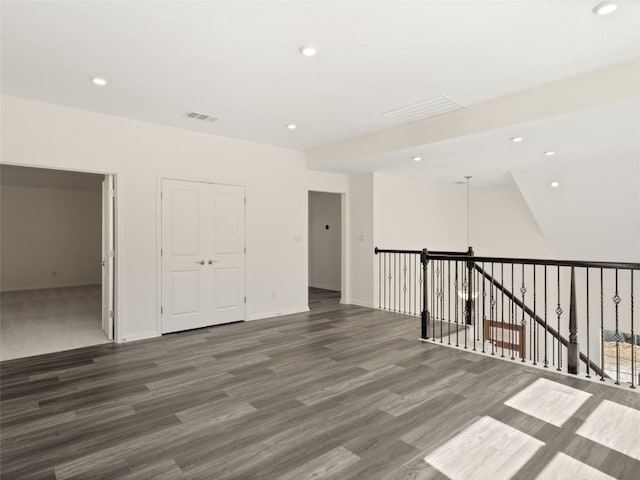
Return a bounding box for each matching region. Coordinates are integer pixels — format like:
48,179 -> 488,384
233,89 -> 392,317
161,179 -> 245,334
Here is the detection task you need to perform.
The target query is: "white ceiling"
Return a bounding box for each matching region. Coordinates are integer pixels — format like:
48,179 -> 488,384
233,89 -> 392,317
337,98 -> 640,185
2,0 -> 639,151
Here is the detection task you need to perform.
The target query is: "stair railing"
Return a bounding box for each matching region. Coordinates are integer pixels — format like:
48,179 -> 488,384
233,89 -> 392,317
375,247 -> 640,389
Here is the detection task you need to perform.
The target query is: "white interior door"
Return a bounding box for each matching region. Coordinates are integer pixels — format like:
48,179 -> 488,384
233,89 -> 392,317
101,175 -> 114,340
161,179 -> 245,334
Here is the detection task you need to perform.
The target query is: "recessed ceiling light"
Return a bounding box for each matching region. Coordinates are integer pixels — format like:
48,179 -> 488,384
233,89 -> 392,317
412,156 -> 422,162
299,45 -> 317,57
510,136 -> 524,143
593,1 -> 617,15
286,123 -> 297,130
544,151 -> 556,156
91,77 -> 107,86
550,181 -> 560,188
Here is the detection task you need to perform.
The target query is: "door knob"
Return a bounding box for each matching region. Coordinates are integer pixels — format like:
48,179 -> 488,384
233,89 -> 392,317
196,260 -> 205,265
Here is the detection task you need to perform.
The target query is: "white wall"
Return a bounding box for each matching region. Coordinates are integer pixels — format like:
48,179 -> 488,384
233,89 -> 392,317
0,185 -> 102,291
373,173 -> 555,259
348,173 -> 375,307
1,95 -> 344,342
308,191 -> 341,291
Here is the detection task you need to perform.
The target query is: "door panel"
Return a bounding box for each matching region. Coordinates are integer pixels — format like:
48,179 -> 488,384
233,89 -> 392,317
162,179 -> 245,333
101,175 -> 114,340
171,270 -> 200,315
171,189 -> 199,255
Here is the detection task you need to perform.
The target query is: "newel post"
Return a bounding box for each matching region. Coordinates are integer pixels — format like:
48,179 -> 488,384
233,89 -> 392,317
568,266 -> 579,375
421,249 -> 430,340
466,246 -> 475,325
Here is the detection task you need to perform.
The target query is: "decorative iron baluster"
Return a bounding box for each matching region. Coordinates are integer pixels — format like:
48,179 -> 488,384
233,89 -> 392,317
586,267 -> 591,378
500,263 -> 504,358
521,263 -> 527,363
455,262 -> 460,348
533,265 -> 537,365
600,268 -> 605,382
490,262 -> 496,356
511,263 -> 515,361
482,262 -> 486,354
403,254 -> 407,314
631,270 -> 636,389
556,266 -> 562,371
448,261 -> 452,345
568,266 -> 579,375
440,260 -> 444,343
613,269 -> 621,385
544,265 -> 548,368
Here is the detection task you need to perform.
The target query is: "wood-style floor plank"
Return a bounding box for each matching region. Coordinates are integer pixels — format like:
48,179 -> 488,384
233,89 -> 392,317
1,288 -> 639,479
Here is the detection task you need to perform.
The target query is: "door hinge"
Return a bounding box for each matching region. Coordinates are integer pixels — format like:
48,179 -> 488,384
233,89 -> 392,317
160,248 -> 163,257
109,310 -> 114,318
161,306 -> 164,314
244,296 -> 246,303
244,197 -> 246,205
109,249 -> 115,258
244,246 -> 246,254
160,191 -> 163,200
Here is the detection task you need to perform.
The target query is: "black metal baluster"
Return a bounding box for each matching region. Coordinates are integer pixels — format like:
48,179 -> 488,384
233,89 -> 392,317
501,263 -> 505,358
586,267 -> 591,378
481,262 -> 486,353
383,254 -> 387,310
533,265 -> 537,365
464,264 -> 468,349
521,263 -> 527,363
440,260 -> 444,342
631,270 -> 635,389
378,253 -> 382,309
431,260 -> 435,330
600,268 -> 605,382
544,265 -> 548,368
421,249 -> 428,340
490,262 -> 495,356
455,262 -> 460,348
408,255 -> 412,315
403,254 -> 407,314
511,263 -> 515,360
448,261 -> 452,345
614,269 -> 621,385
557,266 -> 562,371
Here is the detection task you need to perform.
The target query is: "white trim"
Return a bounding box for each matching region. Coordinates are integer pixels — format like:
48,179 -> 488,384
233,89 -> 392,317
0,162 -> 121,345
120,331 -> 160,343
347,299 -> 375,308
156,175 -> 247,336
247,306 -> 310,321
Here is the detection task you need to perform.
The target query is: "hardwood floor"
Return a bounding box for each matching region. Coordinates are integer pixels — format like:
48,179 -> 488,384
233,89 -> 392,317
1,288 -> 638,479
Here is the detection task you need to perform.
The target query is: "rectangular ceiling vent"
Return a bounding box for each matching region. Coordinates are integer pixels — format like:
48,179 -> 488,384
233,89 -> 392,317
383,95 -> 467,123
184,111 -> 218,123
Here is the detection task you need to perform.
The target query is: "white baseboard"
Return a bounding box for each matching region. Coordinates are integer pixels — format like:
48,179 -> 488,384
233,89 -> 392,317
119,331 -> 159,343
345,298 -> 375,308
247,306 -> 310,321
309,283 -> 341,292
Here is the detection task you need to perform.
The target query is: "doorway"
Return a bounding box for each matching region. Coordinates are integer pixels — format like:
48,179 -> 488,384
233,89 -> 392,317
308,191 -> 343,308
160,179 -> 246,334
0,165 -> 115,360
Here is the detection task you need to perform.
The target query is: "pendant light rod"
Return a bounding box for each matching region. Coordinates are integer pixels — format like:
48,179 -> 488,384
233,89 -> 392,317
465,176 -> 472,247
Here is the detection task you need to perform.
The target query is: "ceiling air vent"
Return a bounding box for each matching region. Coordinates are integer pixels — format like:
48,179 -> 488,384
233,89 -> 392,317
184,111 -> 218,123
383,95 -> 467,123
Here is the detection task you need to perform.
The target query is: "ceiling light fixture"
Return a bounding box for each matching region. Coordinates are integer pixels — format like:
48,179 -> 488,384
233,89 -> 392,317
510,136 -> 524,143
412,156 -> 422,162
593,1 -> 618,15
286,123 -> 297,130
544,151 -> 556,156
299,45 -> 317,57
91,77 -> 108,86
550,181 -> 560,188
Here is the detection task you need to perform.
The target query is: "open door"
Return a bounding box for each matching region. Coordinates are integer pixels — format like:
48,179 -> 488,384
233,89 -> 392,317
101,175 -> 115,340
